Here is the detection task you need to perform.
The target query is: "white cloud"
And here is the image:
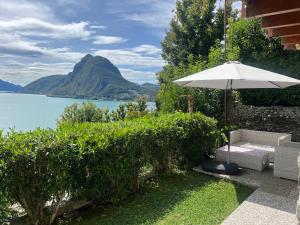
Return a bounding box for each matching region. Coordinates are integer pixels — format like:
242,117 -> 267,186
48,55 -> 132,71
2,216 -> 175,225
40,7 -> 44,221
217,0 -> 242,10
94,45 -> 164,68
120,68 -> 157,84
0,34 -> 84,63
0,61 -> 74,85
93,35 -> 127,45
55,0 -> 91,8
108,0 -> 176,29
0,18 -> 93,40
53,0 -> 92,16
0,0 -> 54,21
90,25 -> 107,29
132,45 -> 162,55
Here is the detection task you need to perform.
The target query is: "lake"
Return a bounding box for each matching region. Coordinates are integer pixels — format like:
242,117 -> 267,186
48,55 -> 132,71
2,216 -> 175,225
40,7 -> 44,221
0,93 -> 155,132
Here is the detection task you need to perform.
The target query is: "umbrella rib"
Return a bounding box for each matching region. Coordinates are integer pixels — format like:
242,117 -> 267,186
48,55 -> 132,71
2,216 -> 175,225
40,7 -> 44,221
181,81 -> 193,87
269,81 -> 283,88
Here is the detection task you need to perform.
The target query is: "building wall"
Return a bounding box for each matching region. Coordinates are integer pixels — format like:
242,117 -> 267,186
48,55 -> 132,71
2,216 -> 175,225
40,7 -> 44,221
234,105 -> 300,142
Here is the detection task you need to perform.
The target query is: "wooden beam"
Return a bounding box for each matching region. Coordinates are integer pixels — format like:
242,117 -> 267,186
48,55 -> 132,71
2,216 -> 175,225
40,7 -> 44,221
281,35 -> 300,44
241,0 -> 247,18
268,25 -> 300,37
246,0 -> 300,17
262,11 -> 300,29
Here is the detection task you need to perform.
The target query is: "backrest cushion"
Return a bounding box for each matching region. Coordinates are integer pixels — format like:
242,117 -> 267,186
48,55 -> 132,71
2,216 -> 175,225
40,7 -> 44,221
284,142 -> 300,149
241,130 -> 290,146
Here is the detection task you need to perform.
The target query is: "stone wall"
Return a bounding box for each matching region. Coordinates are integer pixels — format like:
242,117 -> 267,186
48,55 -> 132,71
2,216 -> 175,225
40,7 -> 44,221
233,105 -> 300,142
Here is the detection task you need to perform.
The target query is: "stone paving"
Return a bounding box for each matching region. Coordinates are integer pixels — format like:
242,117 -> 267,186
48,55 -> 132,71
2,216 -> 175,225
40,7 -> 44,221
193,164 -> 298,225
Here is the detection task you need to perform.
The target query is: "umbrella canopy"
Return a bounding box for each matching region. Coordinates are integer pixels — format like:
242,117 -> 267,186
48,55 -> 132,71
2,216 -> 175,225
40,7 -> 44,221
173,61 -> 300,89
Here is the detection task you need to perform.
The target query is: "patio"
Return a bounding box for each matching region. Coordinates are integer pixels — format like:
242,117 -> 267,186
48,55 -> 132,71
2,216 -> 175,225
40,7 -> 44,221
193,164 -> 298,225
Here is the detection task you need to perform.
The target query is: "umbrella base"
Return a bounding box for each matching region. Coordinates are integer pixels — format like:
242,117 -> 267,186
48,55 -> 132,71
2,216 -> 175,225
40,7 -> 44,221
201,160 -> 240,175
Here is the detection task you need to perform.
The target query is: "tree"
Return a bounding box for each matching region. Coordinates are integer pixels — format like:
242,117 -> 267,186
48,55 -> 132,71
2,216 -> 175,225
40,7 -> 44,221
158,1 -> 300,122
157,0 -> 242,121
58,102 -> 111,125
156,59 -> 228,122
161,0 -> 222,66
227,18 -> 300,106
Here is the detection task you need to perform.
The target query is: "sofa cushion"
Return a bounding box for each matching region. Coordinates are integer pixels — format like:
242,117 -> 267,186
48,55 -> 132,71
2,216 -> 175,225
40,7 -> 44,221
233,141 -> 275,152
233,141 -> 275,162
220,144 -> 270,157
216,145 -> 270,171
240,130 -> 290,146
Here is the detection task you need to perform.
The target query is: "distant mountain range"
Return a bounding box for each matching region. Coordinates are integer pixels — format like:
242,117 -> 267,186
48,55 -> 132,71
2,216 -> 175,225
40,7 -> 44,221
22,54 -> 159,100
0,79 -> 22,92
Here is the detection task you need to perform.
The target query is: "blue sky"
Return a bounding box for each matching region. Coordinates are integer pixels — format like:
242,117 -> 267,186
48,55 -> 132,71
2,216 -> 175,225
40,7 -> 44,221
0,0 -> 241,86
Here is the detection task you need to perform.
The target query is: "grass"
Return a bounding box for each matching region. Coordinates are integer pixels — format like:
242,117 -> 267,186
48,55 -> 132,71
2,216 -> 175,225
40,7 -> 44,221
61,172 -> 254,225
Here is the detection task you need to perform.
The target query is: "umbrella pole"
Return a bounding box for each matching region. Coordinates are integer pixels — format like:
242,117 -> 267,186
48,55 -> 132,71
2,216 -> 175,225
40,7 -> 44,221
225,89 -> 230,164
224,89 -> 227,126
223,0 -> 231,164
224,88 -> 231,164
226,80 -> 233,164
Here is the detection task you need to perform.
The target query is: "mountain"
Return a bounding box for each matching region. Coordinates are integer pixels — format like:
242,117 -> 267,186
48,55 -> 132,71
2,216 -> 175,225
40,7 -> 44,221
22,54 -> 158,100
23,75 -> 66,94
0,79 -> 22,92
141,83 -> 159,92
140,83 -> 159,98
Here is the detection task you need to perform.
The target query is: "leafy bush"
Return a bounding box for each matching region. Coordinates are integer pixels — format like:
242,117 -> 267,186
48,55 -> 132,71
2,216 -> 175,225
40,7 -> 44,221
58,102 -> 111,124
60,113 -> 218,200
156,60 -> 240,124
227,18 -> 300,106
58,96 -> 150,125
110,96 -> 149,121
0,129 -> 75,225
0,113 -> 218,225
0,194 -> 16,224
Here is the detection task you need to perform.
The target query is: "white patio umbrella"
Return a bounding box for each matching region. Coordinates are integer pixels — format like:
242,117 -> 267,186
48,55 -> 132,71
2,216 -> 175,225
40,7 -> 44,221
173,61 -> 300,164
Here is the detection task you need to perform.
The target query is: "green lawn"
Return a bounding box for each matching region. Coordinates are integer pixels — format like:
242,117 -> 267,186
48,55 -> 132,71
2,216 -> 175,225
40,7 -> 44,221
63,172 -> 254,225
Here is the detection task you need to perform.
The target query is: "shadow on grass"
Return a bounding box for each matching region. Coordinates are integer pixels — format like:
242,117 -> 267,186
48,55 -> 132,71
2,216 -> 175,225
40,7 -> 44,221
58,172 -> 254,225
232,180 -> 256,205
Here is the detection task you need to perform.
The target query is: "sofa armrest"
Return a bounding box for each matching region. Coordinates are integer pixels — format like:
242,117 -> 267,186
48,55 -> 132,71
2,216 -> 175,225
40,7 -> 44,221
283,142 -> 300,149
230,130 -> 242,144
278,134 -> 292,146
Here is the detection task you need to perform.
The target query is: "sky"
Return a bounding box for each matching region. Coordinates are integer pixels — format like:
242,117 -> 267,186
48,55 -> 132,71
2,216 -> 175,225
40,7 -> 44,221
0,0 -> 241,86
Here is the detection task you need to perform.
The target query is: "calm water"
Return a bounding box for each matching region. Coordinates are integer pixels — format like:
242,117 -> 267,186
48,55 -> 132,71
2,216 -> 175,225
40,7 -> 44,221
0,93 -> 155,132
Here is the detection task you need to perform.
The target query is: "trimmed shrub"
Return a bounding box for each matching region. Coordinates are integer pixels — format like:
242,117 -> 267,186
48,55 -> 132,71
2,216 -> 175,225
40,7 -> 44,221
0,113 -> 218,225
0,129 -> 75,225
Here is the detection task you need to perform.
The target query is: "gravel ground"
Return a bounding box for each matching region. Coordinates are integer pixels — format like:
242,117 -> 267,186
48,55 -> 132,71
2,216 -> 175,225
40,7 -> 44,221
193,164 -> 299,225
221,190 -> 298,225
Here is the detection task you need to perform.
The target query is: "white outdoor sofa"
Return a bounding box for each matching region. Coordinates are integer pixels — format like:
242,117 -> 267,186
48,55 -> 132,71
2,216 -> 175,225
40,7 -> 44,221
216,129 -> 291,171
274,135 -> 300,181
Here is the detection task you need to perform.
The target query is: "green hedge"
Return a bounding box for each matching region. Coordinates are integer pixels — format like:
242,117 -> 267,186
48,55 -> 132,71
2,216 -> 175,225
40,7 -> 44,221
0,113 -> 218,225
0,129 -> 74,225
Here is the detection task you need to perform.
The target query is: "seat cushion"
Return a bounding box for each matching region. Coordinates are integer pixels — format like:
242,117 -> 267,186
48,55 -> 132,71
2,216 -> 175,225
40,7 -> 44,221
233,141 -> 275,162
219,145 -> 269,157
233,141 -> 275,152
216,145 -> 270,171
